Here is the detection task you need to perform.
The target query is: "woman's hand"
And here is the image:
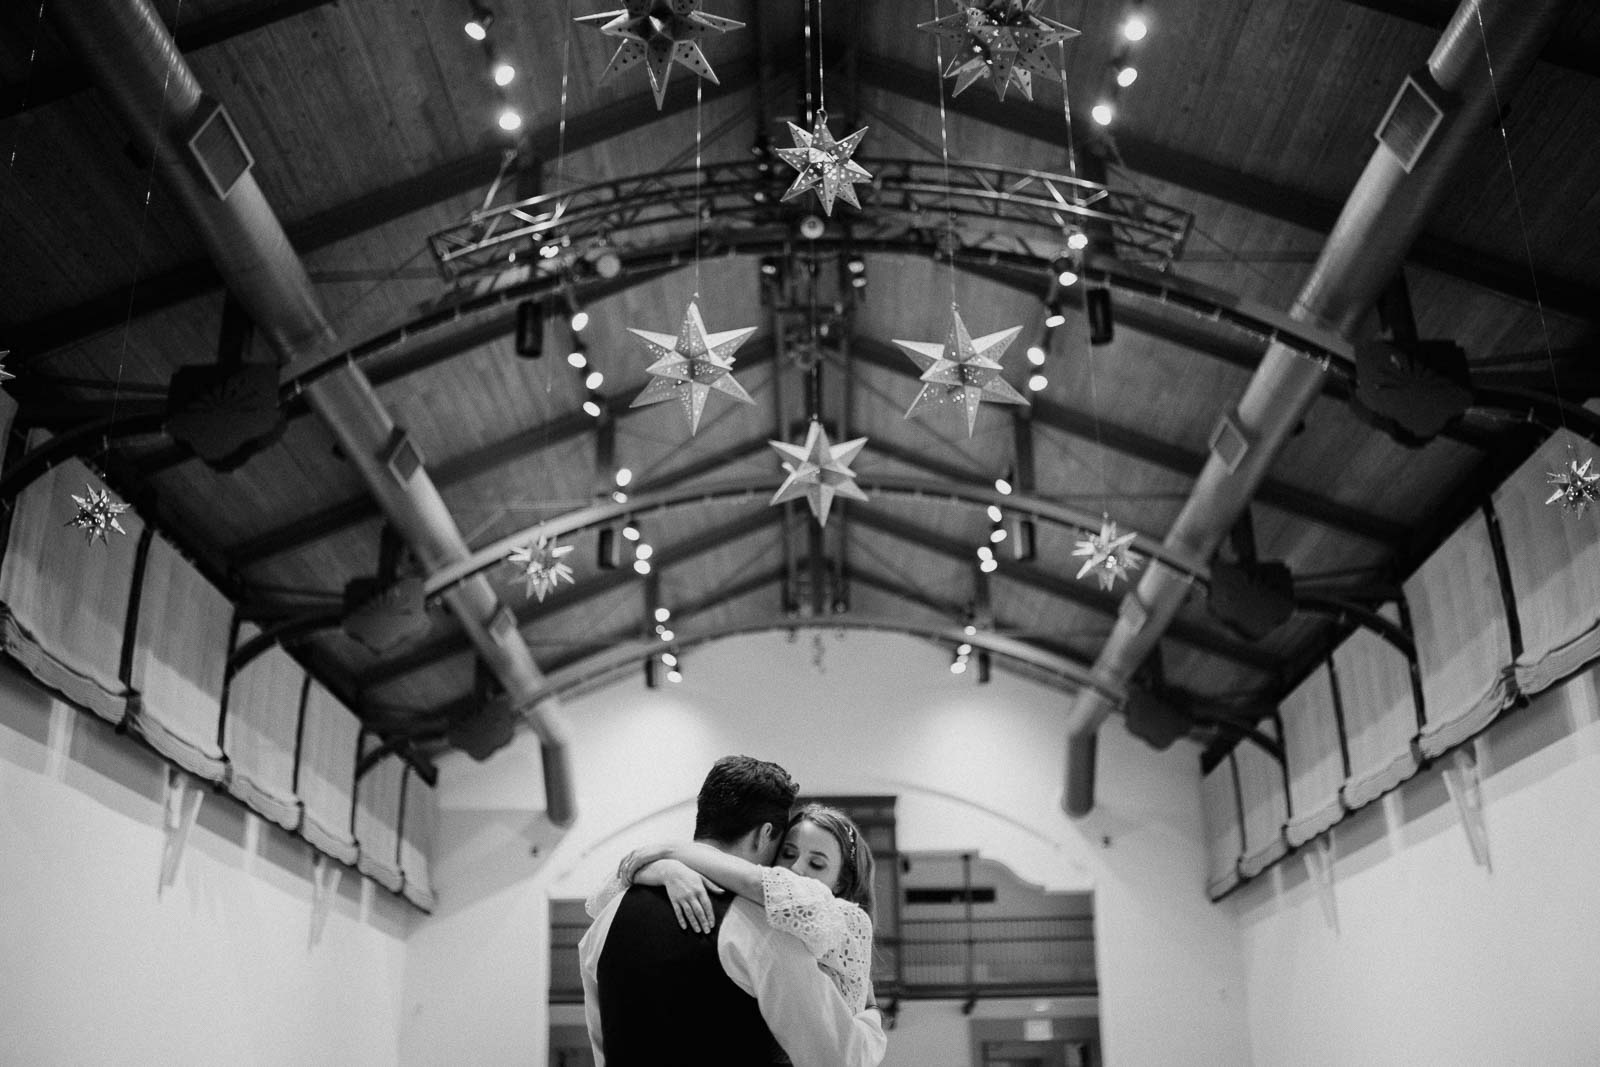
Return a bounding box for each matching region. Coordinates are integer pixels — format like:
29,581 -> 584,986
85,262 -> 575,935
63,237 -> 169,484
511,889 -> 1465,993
658,859 -> 725,934
617,842 -> 675,883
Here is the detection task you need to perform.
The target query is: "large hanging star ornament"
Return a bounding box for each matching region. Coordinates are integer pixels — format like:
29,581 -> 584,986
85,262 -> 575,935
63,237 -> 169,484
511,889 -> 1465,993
919,0 -> 1080,102
1545,455 -> 1600,515
67,485 -> 131,545
628,300 -> 757,435
576,0 -> 745,110
1072,516 -> 1141,591
894,306 -> 1028,437
507,535 -> 575,602
775,111 -> 873,216
769,420 -> 869,527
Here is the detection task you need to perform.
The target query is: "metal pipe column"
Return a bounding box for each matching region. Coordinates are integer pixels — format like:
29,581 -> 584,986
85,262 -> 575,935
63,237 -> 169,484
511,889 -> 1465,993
1063,0 -> 1570,816
52,0 -> 575,824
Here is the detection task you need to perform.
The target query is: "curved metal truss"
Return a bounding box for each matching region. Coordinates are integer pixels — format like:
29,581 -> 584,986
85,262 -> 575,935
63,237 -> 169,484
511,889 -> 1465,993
427,157 -> 1193,280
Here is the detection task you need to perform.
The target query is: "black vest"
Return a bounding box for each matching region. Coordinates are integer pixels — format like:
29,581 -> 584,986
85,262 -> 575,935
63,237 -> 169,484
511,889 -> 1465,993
596,884 -> 783,1066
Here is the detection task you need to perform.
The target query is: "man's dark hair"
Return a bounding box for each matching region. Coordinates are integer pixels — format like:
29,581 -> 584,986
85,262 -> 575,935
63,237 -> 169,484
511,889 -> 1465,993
693,755 -> 798,844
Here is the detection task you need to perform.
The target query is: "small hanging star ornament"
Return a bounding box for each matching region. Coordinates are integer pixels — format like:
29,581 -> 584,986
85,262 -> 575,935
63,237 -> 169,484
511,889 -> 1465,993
0,350 -> 14,384
67,484 -> 131,545
894,305 -> 1028,437
507,535 -> 575,602
775,111 -> 873,216
769,420 -> 869,527
1545,455 -> 1600,515
919,0 -> 1080,102
1072,516 -> 1141,592
576,0 -> 745,110
628,300 -> 757,435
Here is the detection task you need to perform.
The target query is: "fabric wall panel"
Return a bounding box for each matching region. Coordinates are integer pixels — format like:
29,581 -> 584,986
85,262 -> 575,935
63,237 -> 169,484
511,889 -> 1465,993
0,459 -> 144,722
355,749 -> 405,893
297,681 -> 360,864
1201,756 -> 1242,901
1236,724 -> 1289,878
1492,429 -> 1600,695
400,768 -> 437,911
127,536 -> 230,780
1335,605 -> 1420,807
1404,512 -> 1517,758
224,624 -> 307,830
1280,665 -> 1343,846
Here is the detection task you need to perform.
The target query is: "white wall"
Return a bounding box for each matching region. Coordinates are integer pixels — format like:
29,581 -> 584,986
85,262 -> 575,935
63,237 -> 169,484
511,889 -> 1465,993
0,663 -> 412,1066
403,629 -> 1252,1067
1233,664 -> 1600,1066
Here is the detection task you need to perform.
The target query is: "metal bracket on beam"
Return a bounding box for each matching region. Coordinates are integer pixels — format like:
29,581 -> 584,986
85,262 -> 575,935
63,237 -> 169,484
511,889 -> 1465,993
1441,742 -> 1491,871
1300,835 -> 1339,932
158,767 -> 205,896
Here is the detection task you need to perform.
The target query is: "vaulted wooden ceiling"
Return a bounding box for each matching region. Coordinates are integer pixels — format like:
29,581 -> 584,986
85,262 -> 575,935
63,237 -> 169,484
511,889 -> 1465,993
2,0 -> 1596,774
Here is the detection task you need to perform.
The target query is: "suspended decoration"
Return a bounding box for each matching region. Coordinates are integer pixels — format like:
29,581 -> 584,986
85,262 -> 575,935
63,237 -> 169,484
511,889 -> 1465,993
628,300 -> 757,435
67,485 -> 131,545
776,114 -> 873,216
894,305 -> 1028,437
1545,455 -> 1600,515
918,0 -> 1080,102
769,420 -> 869,527
508,534 -> 575,602
0,349 -> 13,383
1072,516 -> 1141,591
575,0 -> 745,110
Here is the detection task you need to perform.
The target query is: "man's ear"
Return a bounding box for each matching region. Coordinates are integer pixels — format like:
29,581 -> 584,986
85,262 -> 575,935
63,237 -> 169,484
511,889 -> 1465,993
756,821 -> 779,853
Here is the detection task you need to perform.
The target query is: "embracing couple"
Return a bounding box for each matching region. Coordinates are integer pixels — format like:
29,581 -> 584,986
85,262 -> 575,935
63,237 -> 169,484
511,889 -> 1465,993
578,755 -> 889,1066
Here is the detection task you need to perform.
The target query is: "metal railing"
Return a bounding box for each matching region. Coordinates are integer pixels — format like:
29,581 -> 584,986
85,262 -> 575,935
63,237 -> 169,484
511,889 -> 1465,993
549,914 -> 1096,1003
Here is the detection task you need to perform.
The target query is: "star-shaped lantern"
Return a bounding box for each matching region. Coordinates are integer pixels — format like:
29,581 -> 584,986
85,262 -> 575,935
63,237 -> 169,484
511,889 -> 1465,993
919,0 -> 1080,102
1072,516 -> 1141,591
769,420 -> 869,527
775,112 -> 873,217
576,0 -> 745,110
67,484 -> 131,545
628,300 -> 757,435
894,306 -> 1028,437
1545,455 -> 1600,515
508,535 -> 575,602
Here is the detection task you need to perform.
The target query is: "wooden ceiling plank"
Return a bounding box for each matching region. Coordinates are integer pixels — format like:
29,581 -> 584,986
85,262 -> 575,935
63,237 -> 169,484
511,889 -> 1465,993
1336,0 -> 1600,79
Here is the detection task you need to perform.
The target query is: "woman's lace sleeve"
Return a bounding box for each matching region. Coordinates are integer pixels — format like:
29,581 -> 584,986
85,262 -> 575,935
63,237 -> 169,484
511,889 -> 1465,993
820,904 -> 874,1012
584,873 -> 628,919
761,867 -> 847,960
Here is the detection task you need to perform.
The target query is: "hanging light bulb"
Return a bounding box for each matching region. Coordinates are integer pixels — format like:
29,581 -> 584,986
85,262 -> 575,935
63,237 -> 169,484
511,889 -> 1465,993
570,309 -> 590,332
1026,345 -> 1047,366
633,558 -> 652,575
1116,64 -> 1138,88
994,476 -> 1013,495
1066,230 -> 1089,251
493,62 -> 516,86
986,504 -> 1003,523
979,557 -> 999,573
655,607 -> 672,623
1044,304 -> 1066,329
666,668 -> 683,683
464,7 -> 493,40
658,628 -> 675,642
1122,15 -> 1148,41
622,521 -> 641,542
1028,373 -> 1049,392
582,398 -> 603,418
585,370 -> 605,390
567,350 -> 588,370
661,651 -> 678,667
1091,102 -> 1114,126
635,543 -> 654,561
498,107 -> 523,132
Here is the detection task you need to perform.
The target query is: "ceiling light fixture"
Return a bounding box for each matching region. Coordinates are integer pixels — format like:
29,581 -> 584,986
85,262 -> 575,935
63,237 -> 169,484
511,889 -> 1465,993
1026,345 -> 1046,366
582,398 -> 603,418
1091,102 -> 1114,126
622,521 -> 640,542
661,651 -> 677,667
666,667 -> 683,683
1123,14 -> 1149,41
493,61 -> 516,86
615,467 -> 633,487
567,350 -> 588,369
1066,230 -> 1089,251
1028,373 -> 1049,392
1044,304 -> 1066,329
655,607 -> 671,623
633,558 -> 652,575
585,370 -> 605,390
464,3 -> 493,40
570,309 -> 590,332
1116,63 -> 1138,88
497,107 -> 522,132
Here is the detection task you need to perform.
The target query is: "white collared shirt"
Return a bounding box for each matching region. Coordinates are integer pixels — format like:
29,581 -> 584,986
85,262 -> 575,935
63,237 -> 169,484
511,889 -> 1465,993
579,890 -> 887,1067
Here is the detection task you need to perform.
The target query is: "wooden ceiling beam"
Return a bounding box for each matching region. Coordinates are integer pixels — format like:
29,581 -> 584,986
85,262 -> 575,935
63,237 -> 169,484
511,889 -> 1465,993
1336,0 -> 1600,80
847,504 -> 1281,674
10,58 -> 761,358
848,337 -> 1408,545
354,507 -> 783,690
0,0 -> 339,118
228,345 -> 779,567
853,55 -> 1600,323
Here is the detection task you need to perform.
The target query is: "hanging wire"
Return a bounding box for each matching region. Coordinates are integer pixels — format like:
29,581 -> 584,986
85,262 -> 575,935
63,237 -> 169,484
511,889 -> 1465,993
1470,8 -> 1568,441
803,0 -> 815,124
694,79 -> 703,300
815,0 -> 827,118
6,1 -> 47,168
931,0 -> 958,310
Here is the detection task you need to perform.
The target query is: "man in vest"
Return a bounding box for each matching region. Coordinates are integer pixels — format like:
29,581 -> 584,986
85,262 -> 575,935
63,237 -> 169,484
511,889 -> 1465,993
579,755 -> 887,1067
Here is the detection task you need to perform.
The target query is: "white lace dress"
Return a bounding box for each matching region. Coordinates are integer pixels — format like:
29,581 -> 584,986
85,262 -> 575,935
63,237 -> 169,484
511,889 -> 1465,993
585,866 -> 874,1011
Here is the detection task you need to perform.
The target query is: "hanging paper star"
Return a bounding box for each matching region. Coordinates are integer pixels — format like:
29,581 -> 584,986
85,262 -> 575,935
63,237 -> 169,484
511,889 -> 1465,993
508,535 -> 575,602
0,350 -> 13,383
775,112 -> 873,216
576,0 -> 745,110
894,306 -> 1028,437
1545,456 -> 1600,515
628,300 -> 757,435
919,0 -> 1080,102
67,484 -> 131,545
1072,516 -> 1141,591
769,420 -> 869,527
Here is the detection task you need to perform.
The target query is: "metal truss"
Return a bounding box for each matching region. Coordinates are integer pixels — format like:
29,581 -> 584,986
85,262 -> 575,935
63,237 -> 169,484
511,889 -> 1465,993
427,157 -> 1193,280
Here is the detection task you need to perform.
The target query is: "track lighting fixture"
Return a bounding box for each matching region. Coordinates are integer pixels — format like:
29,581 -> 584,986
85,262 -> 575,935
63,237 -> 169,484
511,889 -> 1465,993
464,2 -> 494,40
